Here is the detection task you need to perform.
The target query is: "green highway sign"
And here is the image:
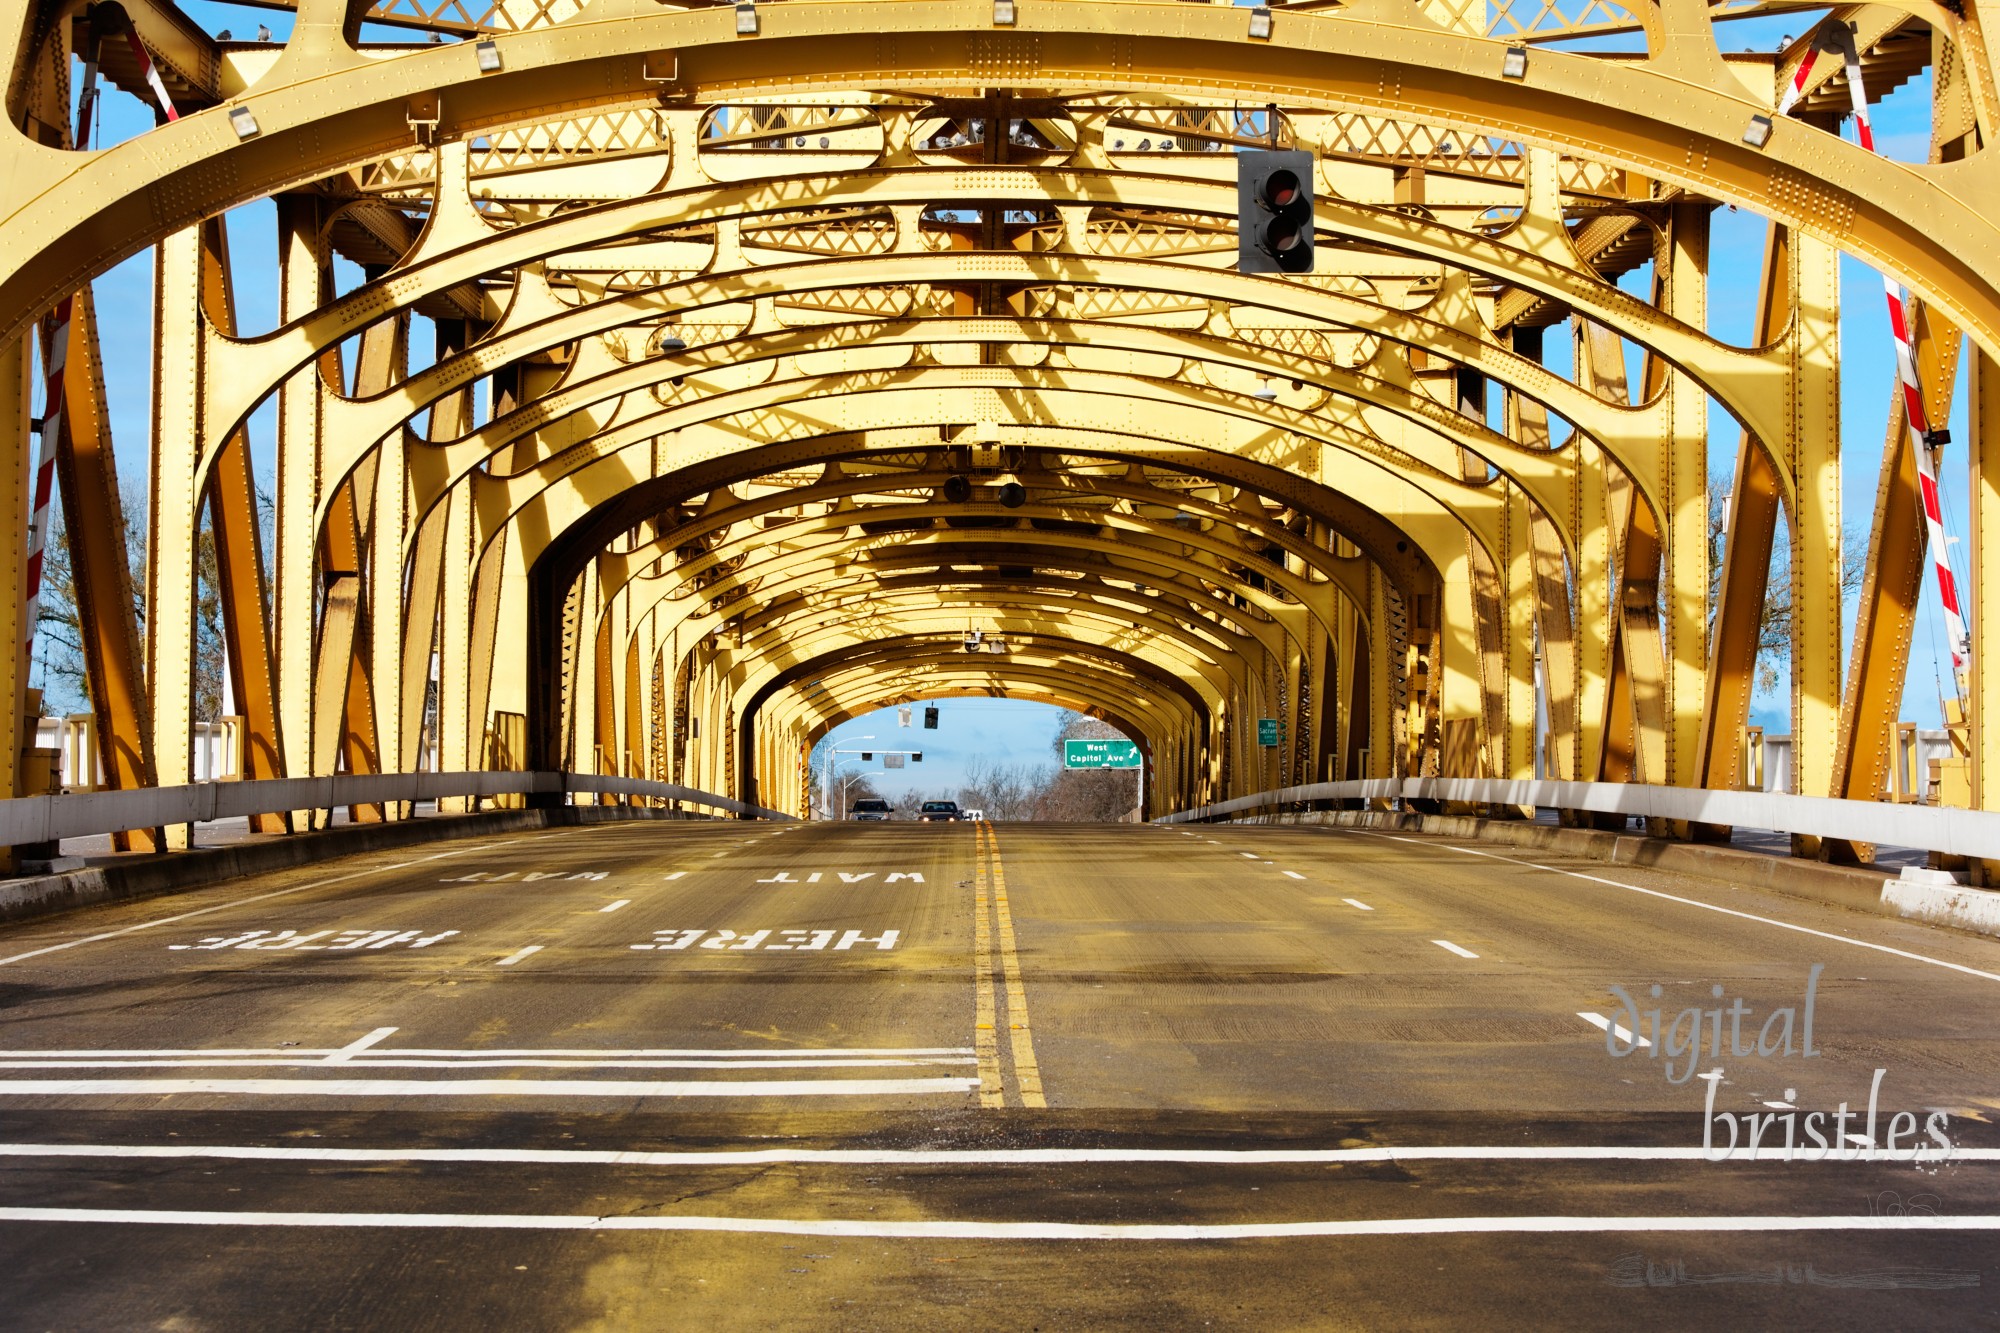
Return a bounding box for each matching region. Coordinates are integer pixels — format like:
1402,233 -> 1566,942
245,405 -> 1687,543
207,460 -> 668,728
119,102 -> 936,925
1064,738 -> 1142,769
1257,718 -> 1281,747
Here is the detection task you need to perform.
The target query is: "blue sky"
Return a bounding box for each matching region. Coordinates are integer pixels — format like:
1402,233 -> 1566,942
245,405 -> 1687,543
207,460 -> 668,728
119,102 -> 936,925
816,700 -> 1075,803
44,5 -> 1970,768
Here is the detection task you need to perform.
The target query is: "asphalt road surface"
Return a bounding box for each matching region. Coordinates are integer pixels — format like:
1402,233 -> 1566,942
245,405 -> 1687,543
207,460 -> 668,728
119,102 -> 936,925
1,816 -> 1997,1330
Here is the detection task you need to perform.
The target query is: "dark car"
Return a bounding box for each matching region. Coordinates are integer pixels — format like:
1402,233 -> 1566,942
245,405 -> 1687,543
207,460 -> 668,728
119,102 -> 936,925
850,798 -> 893,821
918,801 -> 961,823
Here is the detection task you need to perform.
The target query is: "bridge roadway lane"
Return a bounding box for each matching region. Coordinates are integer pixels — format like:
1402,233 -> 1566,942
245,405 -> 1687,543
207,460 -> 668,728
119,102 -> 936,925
0,817 -> 1996,1328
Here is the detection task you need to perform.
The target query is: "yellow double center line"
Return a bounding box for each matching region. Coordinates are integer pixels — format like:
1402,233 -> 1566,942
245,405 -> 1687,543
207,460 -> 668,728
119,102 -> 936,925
972,822 -> 1045,1108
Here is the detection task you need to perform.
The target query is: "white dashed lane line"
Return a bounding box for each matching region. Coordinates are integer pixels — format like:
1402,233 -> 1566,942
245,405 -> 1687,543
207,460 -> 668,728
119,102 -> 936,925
1347,830 -> 2000,986
1281,871 -> 1306,880
1342,899 -> 1373,912
1432,939 -> 1479,960
0,847 -> 474,969
496,946 -> 544,967
599,900 -> 631,913
1577,1011 -> 1651,1048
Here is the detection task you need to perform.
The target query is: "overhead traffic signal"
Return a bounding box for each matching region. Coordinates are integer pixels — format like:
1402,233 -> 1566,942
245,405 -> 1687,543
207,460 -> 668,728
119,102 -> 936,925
923,706 -> 939,729
1237,149 -> 1315,275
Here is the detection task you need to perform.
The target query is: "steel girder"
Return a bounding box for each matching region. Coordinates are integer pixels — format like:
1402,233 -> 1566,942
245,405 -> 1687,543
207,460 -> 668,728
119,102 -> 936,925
5,0 -> 1997,838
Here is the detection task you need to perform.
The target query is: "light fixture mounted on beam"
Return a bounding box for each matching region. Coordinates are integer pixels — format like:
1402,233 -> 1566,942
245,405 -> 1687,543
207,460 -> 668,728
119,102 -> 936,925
1742,114 -> 1774,148
994,0 -> 1016,25
1247,6 -> 1273,39
736,1 -> 758,35
656,335 -> 688,352
475,39 -> 502,73
1501,46 -> 1527,79
229,105 -> 260,139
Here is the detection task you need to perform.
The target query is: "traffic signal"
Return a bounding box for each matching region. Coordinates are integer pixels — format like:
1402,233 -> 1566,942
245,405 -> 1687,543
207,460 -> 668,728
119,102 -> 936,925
923,706 -> 939,729
912,752 -> 923,763
1237,149 -> 1314,274
860,751 -> 873,761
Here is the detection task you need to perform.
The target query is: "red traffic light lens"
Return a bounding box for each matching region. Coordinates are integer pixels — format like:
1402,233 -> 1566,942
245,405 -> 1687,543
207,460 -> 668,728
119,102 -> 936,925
1265,220 -> 1302,253
1261,169 -> 1301,210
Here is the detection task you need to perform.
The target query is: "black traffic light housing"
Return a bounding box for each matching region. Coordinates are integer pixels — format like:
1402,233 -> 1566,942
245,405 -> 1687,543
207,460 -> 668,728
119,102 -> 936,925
1237,149 -> 1315,275
923,706 -> 939,729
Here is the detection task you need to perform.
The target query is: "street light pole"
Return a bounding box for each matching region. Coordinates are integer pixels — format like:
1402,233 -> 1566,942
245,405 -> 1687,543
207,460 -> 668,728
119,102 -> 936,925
820,736 -> 875,820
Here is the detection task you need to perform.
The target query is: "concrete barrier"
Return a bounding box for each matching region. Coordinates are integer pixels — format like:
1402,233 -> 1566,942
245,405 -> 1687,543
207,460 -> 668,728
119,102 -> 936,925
0,804 -> 719,926
1220,808 -> 1898,917
1881,867 -> 2000,938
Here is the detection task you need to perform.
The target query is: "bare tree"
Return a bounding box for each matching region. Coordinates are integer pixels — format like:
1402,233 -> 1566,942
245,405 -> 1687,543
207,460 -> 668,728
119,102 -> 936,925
1708,466 -> 1866,695
958,756 -> 1048,821
35,476 -> 274,722
1000,711 -> 1139,821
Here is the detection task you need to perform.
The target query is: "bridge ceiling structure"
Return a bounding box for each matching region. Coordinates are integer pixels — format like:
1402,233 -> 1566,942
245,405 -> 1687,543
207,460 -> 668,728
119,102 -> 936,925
4,0 -> 2000,852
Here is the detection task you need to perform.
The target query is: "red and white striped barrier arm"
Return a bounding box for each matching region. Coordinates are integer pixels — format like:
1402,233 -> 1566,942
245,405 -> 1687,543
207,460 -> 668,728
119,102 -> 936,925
120,24 -> 180,122
1772,24 -> 1972,672
24,15 -> 180,659
20,35 -> 108,661
21,298 -> 72,660
1827,26 -> 1971,670
1775,44 -> 1820,119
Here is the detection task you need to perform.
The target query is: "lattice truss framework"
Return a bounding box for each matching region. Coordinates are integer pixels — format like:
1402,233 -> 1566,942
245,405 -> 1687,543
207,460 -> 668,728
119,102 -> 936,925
2,0 -> 1999,853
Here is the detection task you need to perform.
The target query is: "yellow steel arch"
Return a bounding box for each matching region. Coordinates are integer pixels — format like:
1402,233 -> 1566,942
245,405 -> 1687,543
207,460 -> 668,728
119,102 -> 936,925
5,0 -> 1997,856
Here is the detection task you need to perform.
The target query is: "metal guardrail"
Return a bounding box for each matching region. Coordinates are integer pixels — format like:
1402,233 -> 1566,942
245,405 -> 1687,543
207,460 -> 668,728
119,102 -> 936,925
1156,777 -> 2000,862
0,771 -> 790,847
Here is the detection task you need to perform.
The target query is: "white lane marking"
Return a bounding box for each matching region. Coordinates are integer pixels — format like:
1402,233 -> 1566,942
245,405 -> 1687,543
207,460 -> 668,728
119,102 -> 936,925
1351,832 -> 2000,985
0,1046 -> 976,1060
0,1058 -> 977,1071
0,849 -> 472,969
495,946 -> 543,967
710,852 -> 728,858
323,1028 -> 399,1065
4,1207 -> 1997,1239
599,900 -> 631,913
0,1077 -> 981,1099
1576,1012 -> 1651,1049
1432,939 -> 1479,959
1342,898 -> 1373,911
1282,871 -> 1306,880
663,873 -> 687,881
1238,853 -> 1260,860
2,1143 -> 1991,1167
